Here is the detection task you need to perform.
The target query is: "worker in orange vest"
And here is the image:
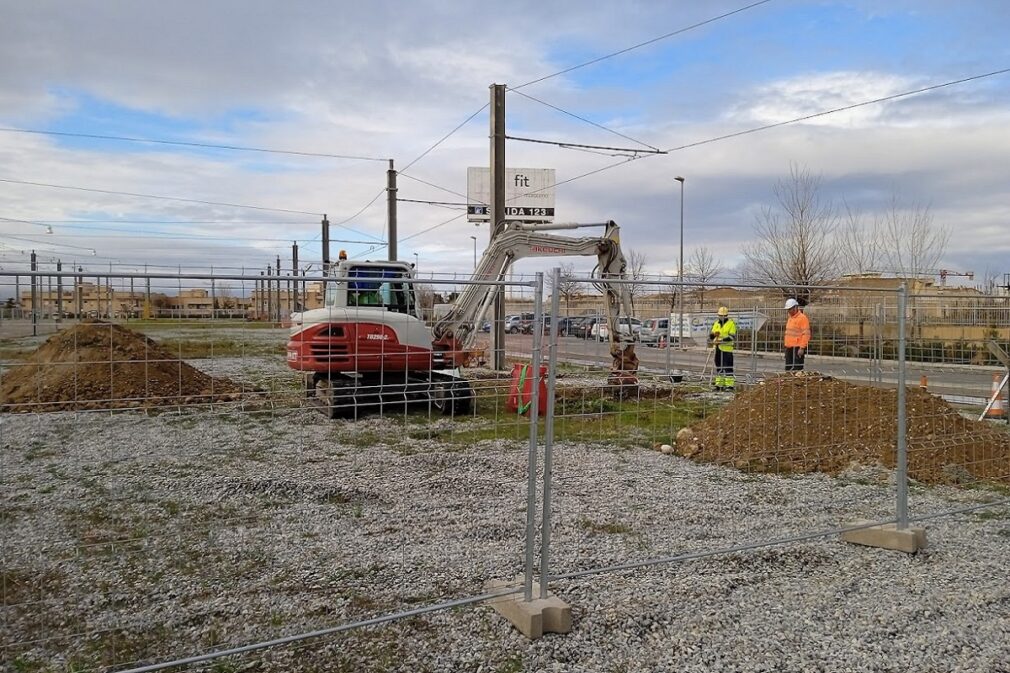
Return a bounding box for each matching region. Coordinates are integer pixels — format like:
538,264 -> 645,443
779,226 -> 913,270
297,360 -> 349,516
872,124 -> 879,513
783,298 -> 811,371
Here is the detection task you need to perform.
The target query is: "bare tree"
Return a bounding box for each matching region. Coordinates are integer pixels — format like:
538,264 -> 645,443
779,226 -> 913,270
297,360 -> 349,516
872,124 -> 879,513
836,202 -> 882,276
688,246 -> 723,310
625,249 -> 648,302
547,263 -> 583,315
742,164 -> 839,303
879,195 -> 949,282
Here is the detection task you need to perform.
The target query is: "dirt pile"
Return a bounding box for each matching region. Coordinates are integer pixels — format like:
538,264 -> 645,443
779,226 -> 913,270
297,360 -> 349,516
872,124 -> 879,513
677,373 -> 1010,484
0,321 -> 248,412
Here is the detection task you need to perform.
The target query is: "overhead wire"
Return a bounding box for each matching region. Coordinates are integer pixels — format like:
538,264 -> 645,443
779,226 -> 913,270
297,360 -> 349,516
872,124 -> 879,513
399,104 -> 489,174
507,88 -> 661,151
0,126 -> 389,162
0,177 -> 324,216
513,0 -> 775,89
662,66 -> 1010,153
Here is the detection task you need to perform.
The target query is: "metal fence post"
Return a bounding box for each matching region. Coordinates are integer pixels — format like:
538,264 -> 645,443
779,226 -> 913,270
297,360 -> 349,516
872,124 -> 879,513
896,284 -> 909,529
524,272 -> 545,601
539,268 -> 561,599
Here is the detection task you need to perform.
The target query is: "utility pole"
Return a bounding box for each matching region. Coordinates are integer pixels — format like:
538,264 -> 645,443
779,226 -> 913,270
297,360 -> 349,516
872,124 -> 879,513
490,83 -> 507,370
30,250 -> 37,336
56,259 -> 63,323
321,214 -> 331,275
388,159 -> 398,261
209,266 -> 216,320
292,242 -> 299,312
276,255 -> 282,321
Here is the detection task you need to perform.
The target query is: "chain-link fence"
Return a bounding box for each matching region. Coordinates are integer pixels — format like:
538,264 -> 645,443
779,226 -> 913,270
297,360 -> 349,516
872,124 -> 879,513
3,269 -> 1010,671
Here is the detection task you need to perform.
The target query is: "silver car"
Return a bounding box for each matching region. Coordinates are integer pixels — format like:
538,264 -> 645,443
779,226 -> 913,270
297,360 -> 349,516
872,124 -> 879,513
639,317 -> 670,346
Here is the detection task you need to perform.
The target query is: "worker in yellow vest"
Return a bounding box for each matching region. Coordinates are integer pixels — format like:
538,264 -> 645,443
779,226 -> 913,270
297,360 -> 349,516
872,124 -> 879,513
709,306 -> 737,390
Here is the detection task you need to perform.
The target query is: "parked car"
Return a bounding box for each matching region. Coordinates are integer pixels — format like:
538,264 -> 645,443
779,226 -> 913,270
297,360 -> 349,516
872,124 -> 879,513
592,317 -> 642,341
572,316 -> 600,339
639,317 -> 670,346
506,312 -> 534,334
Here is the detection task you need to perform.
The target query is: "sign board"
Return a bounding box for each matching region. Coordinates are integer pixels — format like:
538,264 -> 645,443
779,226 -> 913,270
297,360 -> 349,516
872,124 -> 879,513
668,311 -> 770,343
467,167 -> 555,223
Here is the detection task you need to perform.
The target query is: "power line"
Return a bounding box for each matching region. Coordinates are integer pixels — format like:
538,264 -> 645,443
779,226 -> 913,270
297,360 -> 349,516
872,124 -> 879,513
0,127 -> 389,162
397,173 -> 474,203
506,134 -> 667,156
514,0 -> 774,89
0,177 -> 324,216
503,66 -> 1010,203
663,66 -> 1010,153
507,88 -> 661,151
399,104 -> 489,174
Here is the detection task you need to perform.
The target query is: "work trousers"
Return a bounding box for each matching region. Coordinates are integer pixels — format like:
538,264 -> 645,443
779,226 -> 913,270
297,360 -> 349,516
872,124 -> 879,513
714,348 -> 734,389
785,346 -> 805,371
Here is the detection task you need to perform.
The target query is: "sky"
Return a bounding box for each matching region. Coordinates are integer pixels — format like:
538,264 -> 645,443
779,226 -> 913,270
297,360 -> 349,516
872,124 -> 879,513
1,0 -> 1008,289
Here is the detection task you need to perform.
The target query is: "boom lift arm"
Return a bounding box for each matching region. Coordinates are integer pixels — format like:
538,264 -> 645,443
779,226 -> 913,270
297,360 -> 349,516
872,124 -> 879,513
431,220 -> 639,378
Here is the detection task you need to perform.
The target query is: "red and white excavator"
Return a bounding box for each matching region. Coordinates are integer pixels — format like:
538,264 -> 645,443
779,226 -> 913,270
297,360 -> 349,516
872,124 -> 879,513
285,220 -> 639,418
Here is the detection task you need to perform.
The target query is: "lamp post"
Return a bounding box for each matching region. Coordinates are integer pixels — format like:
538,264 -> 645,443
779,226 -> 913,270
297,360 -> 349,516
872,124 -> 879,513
413,252 -> 419,272
469,235 -> 477,269
675,176 -> 685,350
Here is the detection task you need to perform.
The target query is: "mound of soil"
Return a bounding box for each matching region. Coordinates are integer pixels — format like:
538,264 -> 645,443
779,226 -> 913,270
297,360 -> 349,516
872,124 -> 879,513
677,373 -> 1010,484
0,321 -> 247,412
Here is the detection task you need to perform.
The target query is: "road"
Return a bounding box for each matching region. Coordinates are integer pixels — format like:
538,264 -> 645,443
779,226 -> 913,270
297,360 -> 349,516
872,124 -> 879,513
498,334 -> 1005,408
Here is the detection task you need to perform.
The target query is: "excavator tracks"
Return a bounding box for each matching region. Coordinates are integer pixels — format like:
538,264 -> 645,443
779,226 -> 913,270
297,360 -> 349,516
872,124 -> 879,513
306,372 -> 474,420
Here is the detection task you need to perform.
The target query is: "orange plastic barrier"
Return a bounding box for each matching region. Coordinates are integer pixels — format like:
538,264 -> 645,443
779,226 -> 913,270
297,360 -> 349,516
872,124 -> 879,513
506,363 -> 548,416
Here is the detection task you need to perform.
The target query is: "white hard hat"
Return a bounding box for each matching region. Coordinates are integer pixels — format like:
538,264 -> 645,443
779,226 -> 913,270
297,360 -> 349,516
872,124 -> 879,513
784,298 -> 799,310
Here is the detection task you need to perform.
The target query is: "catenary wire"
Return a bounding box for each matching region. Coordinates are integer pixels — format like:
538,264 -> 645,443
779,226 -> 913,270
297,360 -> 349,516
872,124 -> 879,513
0,177 -> 324,216
507,88 -> 661,151
514,0 -> 774,89
399,104 -> 489,173
662,66 -> 1010,153
0,126 -> 389,161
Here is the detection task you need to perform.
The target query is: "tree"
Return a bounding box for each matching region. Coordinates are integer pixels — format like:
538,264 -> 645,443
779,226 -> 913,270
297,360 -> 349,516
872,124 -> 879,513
547,263 -> 583,315
836,202 -> 882,276
742,164 -> 839,303
688,246 -> 723,310
879,195 -> 949,282
625,249 -> 648,303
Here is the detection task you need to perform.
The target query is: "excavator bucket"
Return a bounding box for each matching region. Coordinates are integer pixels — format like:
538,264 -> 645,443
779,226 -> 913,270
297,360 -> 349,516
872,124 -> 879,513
608,343 -> 640,399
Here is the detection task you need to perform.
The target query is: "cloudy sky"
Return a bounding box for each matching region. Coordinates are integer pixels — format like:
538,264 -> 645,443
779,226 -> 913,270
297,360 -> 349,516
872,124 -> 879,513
1,0 -> 1008,287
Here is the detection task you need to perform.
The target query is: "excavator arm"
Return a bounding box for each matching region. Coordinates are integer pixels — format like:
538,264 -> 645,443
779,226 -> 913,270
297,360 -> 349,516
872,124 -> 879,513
431,220 -> 639,380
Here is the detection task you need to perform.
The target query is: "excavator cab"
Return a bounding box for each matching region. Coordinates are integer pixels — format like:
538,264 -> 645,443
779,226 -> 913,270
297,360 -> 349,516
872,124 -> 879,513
325,262 -> 419,317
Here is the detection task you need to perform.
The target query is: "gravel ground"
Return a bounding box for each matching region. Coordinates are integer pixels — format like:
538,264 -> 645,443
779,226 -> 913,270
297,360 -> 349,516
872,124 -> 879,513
3,391 -> 1010,673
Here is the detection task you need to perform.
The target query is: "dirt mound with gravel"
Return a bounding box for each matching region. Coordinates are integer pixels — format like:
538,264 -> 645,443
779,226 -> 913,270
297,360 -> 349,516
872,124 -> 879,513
0,321 -> 248,412
677,373 -> 1010,484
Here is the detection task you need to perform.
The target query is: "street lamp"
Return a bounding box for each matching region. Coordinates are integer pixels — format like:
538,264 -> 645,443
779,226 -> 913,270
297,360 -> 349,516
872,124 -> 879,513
675,176 -> 685,350
413,252 -> 419,271
469,235 -> 477,270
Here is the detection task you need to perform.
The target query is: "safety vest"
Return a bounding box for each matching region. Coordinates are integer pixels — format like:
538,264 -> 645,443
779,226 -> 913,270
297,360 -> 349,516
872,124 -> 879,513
784,311 -> 811,348
710,318 -> 737,352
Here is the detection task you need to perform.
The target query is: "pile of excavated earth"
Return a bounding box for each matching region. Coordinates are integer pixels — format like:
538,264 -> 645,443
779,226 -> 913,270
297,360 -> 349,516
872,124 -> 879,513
676,372 -> 1010,484
0,321 -> 248,412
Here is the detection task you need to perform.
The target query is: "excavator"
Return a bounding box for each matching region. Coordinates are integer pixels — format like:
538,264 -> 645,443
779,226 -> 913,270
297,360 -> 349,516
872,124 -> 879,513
285,220 -> 639,418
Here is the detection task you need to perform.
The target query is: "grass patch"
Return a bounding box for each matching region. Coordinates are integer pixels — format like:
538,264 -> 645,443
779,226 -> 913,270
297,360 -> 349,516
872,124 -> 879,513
154,337 -> 284,359
580,518 -> 634,535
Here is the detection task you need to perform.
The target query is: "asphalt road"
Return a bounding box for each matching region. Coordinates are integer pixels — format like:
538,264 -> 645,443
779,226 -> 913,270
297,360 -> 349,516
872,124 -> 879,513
500,334 -> 1005,407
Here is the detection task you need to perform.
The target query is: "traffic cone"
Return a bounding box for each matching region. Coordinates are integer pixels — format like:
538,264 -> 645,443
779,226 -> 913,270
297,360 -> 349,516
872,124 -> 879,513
986,372 -> 1006,419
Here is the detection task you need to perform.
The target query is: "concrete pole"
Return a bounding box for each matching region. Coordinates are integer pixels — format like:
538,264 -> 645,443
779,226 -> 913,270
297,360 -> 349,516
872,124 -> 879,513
292,242 -> 299,311
321,214 -> 331,275
490,83 -> 507,370
30,251 -> 37,336
276,256 -> 282,321
56,260 -> 63,322
387,159 -> 398,261
676,176 -> 685,350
